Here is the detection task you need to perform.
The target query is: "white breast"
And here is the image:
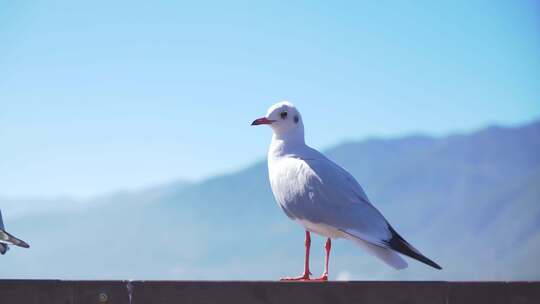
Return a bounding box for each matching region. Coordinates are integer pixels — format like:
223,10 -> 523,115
294,218 -> 345,238
268,155 -> 346,239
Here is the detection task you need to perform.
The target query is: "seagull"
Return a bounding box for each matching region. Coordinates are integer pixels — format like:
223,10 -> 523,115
251,101 -> 441,281
0,210 -> 30,255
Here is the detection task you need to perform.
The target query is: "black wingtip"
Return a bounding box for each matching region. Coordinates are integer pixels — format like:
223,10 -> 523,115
2,230 -> 30,249
387,225 -> 442,270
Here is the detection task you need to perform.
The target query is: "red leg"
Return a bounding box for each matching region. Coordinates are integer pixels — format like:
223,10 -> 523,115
281,231 -> 312,281
314,238 -> 331,281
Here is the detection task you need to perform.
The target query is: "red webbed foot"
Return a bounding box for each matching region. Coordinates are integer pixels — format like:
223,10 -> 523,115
280,272 -> 311,281
311,273 -> 328,281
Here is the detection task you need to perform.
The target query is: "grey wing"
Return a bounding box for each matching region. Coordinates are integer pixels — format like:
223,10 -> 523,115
283,155 -> 393,246
288,155 -> 442,270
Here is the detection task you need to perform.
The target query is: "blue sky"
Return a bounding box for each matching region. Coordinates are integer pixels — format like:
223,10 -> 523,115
1,0 -> 539,197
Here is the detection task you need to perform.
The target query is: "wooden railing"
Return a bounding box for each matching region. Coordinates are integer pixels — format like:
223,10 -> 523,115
0,280 -> 538,304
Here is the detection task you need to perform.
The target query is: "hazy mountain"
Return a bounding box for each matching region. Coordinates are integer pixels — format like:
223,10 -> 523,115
1,120 -> 539,280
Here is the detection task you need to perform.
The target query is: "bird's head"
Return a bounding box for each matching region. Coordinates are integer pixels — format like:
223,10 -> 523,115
251,101 -> 303,138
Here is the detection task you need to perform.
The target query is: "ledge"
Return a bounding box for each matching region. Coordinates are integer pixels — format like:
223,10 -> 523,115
0,280 -> 538,304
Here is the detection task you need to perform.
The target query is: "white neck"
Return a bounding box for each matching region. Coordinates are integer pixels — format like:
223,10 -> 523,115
269,124 -> 306,158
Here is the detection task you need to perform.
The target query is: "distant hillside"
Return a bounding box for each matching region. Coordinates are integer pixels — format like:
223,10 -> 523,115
1,121 -> 539,280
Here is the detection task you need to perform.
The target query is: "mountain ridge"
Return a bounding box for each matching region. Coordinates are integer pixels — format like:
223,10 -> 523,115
1,119 -> 539,280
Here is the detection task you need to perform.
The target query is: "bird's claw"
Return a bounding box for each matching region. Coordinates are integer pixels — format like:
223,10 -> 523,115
280,273 -> 311,281
280,272 -> 328,282
312,273 -> 328,281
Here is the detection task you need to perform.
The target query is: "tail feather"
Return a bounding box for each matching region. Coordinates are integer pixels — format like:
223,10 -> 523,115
386,225 -> 442,270
344,233 -> 408,270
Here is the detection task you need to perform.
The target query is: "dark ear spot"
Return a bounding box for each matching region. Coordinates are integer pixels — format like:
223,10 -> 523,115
294,115 -> 299,123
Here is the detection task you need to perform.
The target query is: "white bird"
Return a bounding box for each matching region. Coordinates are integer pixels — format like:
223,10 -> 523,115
0,210 -> 30,255
251,101 -> 441,281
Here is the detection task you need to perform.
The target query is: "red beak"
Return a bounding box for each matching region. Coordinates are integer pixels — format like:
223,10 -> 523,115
251,117 -> 274,126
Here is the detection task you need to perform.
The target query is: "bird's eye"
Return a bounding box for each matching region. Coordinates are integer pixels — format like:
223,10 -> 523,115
280,111 -> 288,119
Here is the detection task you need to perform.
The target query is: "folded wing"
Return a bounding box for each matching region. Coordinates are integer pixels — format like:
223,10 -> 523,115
282,152 -> 440,269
